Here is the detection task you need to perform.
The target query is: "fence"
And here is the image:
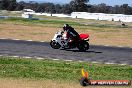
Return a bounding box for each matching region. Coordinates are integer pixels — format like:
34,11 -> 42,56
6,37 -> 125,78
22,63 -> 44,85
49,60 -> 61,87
22,11 -> 132,22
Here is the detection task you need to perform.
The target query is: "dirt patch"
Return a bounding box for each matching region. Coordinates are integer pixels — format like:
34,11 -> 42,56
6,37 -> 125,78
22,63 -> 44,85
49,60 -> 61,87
0,78 -> 131,88
0,23 -> 132,47
0,23 -> 59,41
77,28 -> 132,47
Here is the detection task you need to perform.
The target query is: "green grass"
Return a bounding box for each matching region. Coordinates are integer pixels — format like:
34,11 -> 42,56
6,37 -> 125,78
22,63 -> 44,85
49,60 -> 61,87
0,56 -> 132,83
0,17 -> 82,28
34,15 -> 132,28
0,17 -> 132,30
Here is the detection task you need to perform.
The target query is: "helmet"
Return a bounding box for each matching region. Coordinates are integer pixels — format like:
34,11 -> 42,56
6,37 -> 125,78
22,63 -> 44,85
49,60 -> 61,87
63,24 -> 69,31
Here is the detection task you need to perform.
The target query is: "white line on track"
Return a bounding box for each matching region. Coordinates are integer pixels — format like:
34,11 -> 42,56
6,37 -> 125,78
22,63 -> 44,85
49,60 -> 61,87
0,55 -> 131,66
36,57 -> 44,60
117,46 -> 124,48
78,60 -> 84,62
12,56 -> 19,58
0,38 -> 47,43
91,61 -> 100,64
0,38 -> 7,40
0,38 -> 132,48
105,62 -> 116,65
64,60 -> 73,62
104,45 -> 109,47
23,56 -> 32,59
52,59 -> 60,61
0,54 -> 131,66
0,55 -> 3,57
119,63 -> 127,66
26,40 -> 34,41
40,41 -> 45,42
13,39 -> 21,40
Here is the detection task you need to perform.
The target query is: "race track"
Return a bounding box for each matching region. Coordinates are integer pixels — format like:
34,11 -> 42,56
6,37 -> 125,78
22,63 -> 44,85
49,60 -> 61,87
0,39 -> 132,65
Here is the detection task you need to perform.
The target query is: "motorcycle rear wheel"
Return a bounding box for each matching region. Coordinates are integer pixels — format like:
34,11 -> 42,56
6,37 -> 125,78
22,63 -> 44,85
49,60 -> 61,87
77,41 -> 89,52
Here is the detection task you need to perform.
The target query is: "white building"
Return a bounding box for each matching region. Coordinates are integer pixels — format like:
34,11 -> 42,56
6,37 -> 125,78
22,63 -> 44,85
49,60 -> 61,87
21,9 -> 132,22
23,9 -> 35,14
71,12 -> 132,22
22,13 -> 33,19
21,9 -> 35,19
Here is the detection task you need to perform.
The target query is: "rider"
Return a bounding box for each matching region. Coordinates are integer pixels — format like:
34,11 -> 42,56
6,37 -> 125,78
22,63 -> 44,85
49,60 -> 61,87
63,24 -> 80,48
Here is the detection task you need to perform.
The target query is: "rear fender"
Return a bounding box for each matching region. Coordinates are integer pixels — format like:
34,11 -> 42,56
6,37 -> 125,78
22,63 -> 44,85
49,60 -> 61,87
79,34 -> 89,40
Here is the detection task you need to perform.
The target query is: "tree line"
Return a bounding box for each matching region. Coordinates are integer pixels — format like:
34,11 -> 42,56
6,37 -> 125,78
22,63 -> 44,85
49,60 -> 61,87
0,0 -> 132,15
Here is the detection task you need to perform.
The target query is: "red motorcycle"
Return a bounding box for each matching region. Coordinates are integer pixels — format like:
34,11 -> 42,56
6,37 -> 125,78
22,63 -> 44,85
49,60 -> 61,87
50,30 -> 90,51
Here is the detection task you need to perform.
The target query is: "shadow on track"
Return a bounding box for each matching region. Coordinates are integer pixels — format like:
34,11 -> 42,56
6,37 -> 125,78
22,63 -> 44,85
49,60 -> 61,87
61,49 -> 102,53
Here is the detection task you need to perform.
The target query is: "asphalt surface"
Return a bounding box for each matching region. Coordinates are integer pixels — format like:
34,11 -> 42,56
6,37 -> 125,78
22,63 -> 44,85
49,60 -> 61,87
0,39 -> 132,65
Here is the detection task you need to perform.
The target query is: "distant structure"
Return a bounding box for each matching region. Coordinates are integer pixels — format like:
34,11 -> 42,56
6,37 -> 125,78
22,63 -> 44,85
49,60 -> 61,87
23,9 -> 35,13
21,9 -> 35,19
21,10 -> 132,22
71,12 -> 132,22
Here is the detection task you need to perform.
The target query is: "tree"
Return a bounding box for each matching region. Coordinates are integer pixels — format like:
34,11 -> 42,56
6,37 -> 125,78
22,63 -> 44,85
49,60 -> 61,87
0,0 -> 17,10
0,0 -> 10,10
43,3 -> 55,13
0,1 -> 3,10
61,4 -> 72,14
15,1 -> 25,11
96,3 -> 110,13
112,5 -> 122,14
121,4 -> 130,14
54,4 -> 62,13
7,2 -> 17,11
70,0 -> 89,12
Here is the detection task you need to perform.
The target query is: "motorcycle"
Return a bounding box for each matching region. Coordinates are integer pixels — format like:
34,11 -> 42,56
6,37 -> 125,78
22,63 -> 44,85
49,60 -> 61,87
50,30 -> 90,51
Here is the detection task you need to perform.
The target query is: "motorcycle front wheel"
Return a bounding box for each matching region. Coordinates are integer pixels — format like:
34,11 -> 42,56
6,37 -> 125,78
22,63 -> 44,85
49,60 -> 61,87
50,40 -> 61,49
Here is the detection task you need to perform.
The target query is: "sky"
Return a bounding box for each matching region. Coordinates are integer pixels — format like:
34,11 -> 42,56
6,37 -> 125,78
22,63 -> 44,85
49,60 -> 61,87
17,0 -> 132,6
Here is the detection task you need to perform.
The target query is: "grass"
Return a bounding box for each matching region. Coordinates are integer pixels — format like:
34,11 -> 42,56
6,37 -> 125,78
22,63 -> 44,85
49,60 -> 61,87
0,17 -> 82,28
34,15 -> 132,28
0,17 -> 132,32
0,56 -> 132,82
1,17 -> 132,29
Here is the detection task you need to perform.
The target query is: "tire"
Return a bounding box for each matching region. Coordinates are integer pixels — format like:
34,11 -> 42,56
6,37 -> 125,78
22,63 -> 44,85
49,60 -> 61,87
50,40 -> 61,49
80,77 -> 90,86
77,41 -> 89,52
84,41 -> 89,50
